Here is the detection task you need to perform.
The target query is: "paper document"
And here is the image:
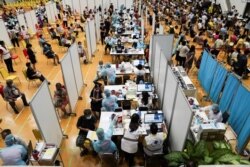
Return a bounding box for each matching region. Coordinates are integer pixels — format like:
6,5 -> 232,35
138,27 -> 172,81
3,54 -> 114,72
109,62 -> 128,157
42,147 -> 57,160
87,130 -> 98,141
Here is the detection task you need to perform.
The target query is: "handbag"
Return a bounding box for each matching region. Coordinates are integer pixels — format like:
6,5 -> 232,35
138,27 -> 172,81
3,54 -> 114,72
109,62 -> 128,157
76,135 -> 85,147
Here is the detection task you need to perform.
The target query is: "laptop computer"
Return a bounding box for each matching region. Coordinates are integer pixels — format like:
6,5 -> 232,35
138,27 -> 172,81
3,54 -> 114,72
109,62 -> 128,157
144,113 -> 163,124
137,83 -> 153,92
133,59 -> 145,66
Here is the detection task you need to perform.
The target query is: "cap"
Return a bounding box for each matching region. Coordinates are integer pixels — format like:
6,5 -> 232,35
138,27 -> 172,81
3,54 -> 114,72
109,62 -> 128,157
96,128 -> 105,140
104,89 -> 111,96
5,134 -> 15,146
212,104 -> 219,112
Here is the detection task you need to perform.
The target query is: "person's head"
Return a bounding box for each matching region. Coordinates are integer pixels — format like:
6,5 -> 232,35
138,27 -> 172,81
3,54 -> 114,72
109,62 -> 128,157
78,41 -> 82,45
152,98 -> 157,105
212,104 -> 220,114
104,89 -> 111,97
1,129 -> 12,140
190,45 -> 195,52
99,60 -> 103,66
21,25 -> 25,29
26,62 -> 31,68
56,24 -> 59,27
55,83 -> 62,90
26,43 -> 32,48
96,128 -> 105,140
4,134 -> 15,147
182,41 -> 186,46
150,123 -> 158,135
6,79 -> 13,87
105,63 -> 111,68
39,34 -> 43,38
137,64 -> 143,70
129,113 -> 140,132
0,40 -> 5,46
94,82 -> 101,89
84,109 -> 92,119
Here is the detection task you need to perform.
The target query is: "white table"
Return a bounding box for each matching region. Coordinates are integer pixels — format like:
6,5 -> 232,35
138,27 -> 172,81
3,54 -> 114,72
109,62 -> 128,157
111,63 -> 150,75
99,110 -> 164,136
110,48 -> 144,55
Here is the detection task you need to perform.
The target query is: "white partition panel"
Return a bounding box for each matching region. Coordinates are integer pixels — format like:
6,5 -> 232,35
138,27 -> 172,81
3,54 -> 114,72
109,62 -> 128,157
17,14 -> 26,27
159,25 -> 164,34
152,13 -> 155,34
69,43 -> 84,94
169,86 -> 193,151
85,22 -> 92,61
72,0 -> 81,13
102,0 -> 110,11
52,2 -> 59,18
87,0 -> 95,9
157,51 -> 167,103
45,3 -> 53,23
25,12 -> 36,35
141,18 -> 144,42
162,66 -> 178,125
154,35 -> 174,61
95,13 -> 101,41
62,0 -> 73,9
80,0 -> 88,14
61,53 -> 79,111
95,0 -> 102,10
0,19 -> 12,47
30,10 -> 38,27
153,43 -> 161,85
126,0 -> 133,9
89,20 -> 97,54
118,0 -> 126,9
30,82 -> 63,147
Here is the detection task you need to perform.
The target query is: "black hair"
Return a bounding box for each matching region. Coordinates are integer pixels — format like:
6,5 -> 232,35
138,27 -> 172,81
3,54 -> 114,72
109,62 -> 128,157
150,123 -> 158,135
129,113 -> 140,132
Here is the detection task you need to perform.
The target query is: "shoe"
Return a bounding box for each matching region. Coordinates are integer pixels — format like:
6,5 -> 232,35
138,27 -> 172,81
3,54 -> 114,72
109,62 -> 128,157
14,110 -> 19,114
24,104 -> 29,106
48,82 -> 51,85
11,71 -> 16,73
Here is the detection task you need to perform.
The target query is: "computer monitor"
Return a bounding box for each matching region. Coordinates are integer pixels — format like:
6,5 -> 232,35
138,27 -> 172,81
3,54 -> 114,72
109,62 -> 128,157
133,60 -> 145,66
144,113 -> 163,124
137,83 -> 152,92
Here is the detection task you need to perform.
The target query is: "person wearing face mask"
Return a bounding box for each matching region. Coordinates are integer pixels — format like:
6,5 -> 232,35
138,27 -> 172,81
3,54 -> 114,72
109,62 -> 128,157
76,109 -> 96,156
136,39 -> 145,49
102,89 -> 118,111
199,104 -> 223,123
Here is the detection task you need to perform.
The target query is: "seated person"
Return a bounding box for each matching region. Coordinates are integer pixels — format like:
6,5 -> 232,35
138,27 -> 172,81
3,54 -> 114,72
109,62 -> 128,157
77,41 -> 87,64
60,34 -> 71,48
38,34 -> 48,47
136,39 -> 145,49
76,109 -> 96,156
56,24 -> 64,34
54,83 -> 71,117
3,80 -> 29,114
43,43 -> 60,65
149,98 -> 159,110
93,118 -> 117,154
134,64 -> 145,84
116,39 -> 124,53
143,123 -> 167,156
199,104 -> 223,123
1,129 -> 27,150
49,28 -> 61,42
139,91 -> 150,108
100,63 -> 116,85
102,89 -> 118,111
26,62 -> 48,83
0,134 -> 27,165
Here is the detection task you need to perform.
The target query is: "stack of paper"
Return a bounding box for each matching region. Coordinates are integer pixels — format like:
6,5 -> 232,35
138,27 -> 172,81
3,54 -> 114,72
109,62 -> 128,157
42,147 -> 57,160
87,130 -> 98,141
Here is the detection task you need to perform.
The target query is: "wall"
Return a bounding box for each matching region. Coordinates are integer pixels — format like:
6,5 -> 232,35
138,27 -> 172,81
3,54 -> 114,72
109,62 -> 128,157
229,0 -> 247,16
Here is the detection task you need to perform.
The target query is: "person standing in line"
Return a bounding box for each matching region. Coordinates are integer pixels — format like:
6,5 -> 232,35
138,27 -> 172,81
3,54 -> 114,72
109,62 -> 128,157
0,41 -> 15,73
62,11 -> 68,28
8,27 -> 19,47
90,82 -> 103,119
26,44 -> 37,70
185,45 -> 196,74
177,41 -> 189,67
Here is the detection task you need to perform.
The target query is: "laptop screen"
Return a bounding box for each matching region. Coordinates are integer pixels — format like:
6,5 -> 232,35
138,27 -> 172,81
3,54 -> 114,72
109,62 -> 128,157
144,113 -> 163,124
137,83 -> 152,92
133,60 -> 145,66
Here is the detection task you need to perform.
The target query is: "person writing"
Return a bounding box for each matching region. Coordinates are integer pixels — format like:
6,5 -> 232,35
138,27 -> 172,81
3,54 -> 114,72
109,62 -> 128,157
93,116 -> 117,154
134,64 -> 145,84
3,80 -> 29,114
199,104 -> 223,123
0,134 -> 27,165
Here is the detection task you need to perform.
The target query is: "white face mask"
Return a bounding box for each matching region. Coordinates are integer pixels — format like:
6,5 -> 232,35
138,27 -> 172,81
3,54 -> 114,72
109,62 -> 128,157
86,115 -> 92,119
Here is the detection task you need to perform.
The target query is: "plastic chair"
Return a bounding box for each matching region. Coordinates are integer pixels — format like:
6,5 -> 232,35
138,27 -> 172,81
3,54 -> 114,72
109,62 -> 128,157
11,54 -> 21,64
99,153 -> 118,167
26,140 -> 34,165
32,129 -> 43,142
115,76 -> 123,85
0,68 -> 21,84
22,69 -> 39,88
122,100 -> 131,110
23,49 -> 29,61
144,153 -> 164,167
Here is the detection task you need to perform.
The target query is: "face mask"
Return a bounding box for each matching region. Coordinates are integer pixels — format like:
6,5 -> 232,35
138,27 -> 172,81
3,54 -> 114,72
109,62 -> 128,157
86,115 -> 92,119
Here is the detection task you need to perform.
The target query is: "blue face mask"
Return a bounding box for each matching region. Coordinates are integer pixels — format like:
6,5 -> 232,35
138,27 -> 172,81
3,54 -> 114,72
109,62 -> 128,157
86,115 -> 92,120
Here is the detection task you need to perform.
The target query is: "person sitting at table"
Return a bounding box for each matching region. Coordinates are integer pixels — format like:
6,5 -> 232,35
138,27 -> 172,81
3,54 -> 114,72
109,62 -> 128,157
56,24 -> 64,35
143,123 -> 167,156
134,64 -> 145,84
121,113 -> 141,167
104,36 -> 113,54
43,43 -> 60,65
60,34 -> 71,48
149,98 -> 159,110
76,109 -> 96,156
100,63 -> 116,85
139,91 -> 150,108
54,83 -> 72,117
199,104 -> 223,123
0,134 -> 27,165
102,89 -> 118,111
38,34 -> 48,48
3,79 -> 29,114
93,116 -> 118,154
26,62 -> 49,83
1,129 -> 28,150
136,39 -> 145,49
116,39 -> 124,53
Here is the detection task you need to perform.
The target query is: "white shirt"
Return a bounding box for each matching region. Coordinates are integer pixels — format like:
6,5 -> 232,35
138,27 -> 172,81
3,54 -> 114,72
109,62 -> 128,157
178,45 -> 190,58
134,68 -> 145,76
0,45 -> 11,60
21,29 -> 29,39
200,105 -> 223,123
121,129 -> 140,153
214,39 -> 224,49
143,133 -> 166,156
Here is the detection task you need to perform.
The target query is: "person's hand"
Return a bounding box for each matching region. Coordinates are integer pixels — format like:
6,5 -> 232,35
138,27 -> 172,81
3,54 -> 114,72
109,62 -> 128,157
161,123 -> 166,129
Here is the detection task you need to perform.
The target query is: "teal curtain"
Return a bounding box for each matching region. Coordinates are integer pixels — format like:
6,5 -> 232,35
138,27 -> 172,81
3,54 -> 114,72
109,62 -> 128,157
237,115 -> 250,153
198,50 -> 209,82
218,74 -> 240,113
209,64 -> 228,102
